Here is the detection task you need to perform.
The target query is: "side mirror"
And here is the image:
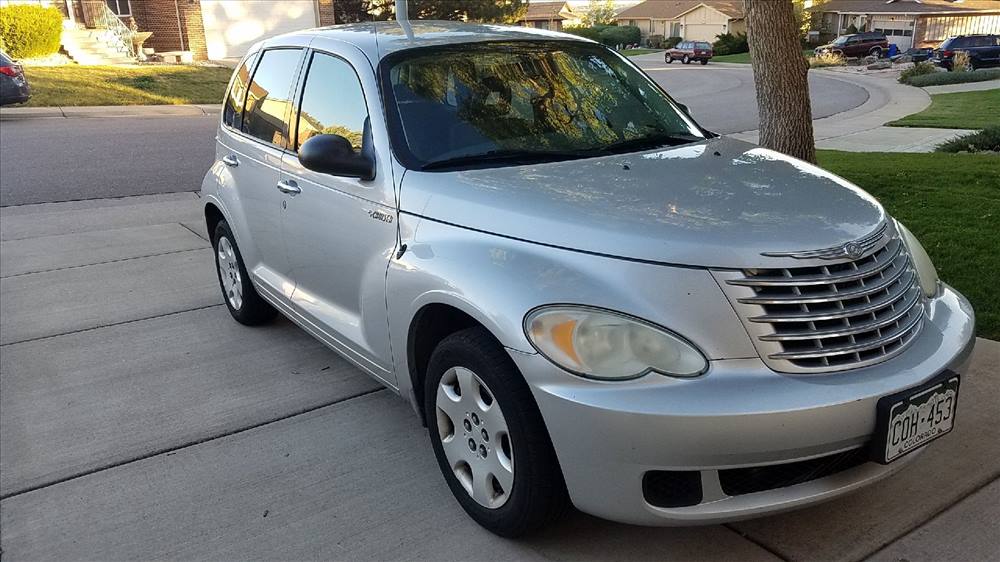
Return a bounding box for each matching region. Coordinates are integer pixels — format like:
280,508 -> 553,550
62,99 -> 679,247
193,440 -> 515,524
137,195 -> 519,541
298,117 -> 376,181
676,102 -> 690,116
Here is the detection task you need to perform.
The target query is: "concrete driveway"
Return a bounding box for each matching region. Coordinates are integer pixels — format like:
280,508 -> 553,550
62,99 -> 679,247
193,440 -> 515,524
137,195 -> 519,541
1,193 -> 998,561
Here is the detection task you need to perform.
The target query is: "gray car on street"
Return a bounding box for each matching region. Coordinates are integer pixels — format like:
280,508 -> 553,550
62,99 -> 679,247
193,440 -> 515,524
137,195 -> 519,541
200,22 -> 975,536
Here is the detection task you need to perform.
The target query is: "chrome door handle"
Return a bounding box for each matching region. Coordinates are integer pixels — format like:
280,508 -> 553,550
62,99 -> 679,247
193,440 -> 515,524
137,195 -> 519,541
222,154 -> 239,167
276,179 -> 301,195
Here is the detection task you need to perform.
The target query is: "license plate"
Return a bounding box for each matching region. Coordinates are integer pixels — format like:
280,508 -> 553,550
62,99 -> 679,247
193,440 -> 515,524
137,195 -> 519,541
872,371 -> 959,464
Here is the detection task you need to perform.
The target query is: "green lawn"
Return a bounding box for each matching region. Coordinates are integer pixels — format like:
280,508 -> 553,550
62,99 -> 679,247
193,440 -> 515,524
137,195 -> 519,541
888,90 -> 1000,130
712,49 -> 813,64
621,48 -> 661,56
817,150 -> 1000,340
22,65 -> 232,106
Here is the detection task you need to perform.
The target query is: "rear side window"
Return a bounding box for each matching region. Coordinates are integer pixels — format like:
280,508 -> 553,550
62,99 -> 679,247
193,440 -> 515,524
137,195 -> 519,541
241,48 -> 303,149
295,52 -> 368,151
222,51 -> 258,130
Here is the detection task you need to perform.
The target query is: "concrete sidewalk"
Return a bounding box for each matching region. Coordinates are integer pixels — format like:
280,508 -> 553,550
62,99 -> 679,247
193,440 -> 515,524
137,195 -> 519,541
0,104 -> 221,120
728,68 -> 972,151
1,193 -> 998,561
923,78 -> 1000,94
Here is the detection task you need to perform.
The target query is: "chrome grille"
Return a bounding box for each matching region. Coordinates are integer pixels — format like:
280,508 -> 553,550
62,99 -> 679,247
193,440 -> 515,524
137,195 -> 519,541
717,236 -> 925,373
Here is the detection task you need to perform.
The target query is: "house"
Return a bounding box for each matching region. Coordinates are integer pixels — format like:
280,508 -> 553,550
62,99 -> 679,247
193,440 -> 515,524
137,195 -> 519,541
22,0 -> 338,61
615,0 -> 745,43
517,1 -> 580,30
808,0 -> 1000,51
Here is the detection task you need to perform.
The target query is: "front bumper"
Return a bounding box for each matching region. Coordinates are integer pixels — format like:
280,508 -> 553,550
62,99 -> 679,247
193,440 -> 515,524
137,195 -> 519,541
510,284 -> 975,525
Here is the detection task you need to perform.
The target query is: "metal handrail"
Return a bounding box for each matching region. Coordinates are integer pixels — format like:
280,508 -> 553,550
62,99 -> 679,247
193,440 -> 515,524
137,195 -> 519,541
80,1 -> 136,59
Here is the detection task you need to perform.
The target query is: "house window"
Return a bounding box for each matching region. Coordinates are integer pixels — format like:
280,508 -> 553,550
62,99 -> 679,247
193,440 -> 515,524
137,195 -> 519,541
105,0 -> 132,16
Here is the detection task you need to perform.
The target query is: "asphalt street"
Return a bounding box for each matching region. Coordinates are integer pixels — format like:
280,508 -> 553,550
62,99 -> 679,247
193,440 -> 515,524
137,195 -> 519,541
0,115 -> 216,206
0,62 -> 867,207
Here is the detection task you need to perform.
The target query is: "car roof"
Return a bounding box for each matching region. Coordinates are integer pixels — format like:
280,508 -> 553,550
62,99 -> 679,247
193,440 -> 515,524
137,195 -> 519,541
257,20 -> 590,62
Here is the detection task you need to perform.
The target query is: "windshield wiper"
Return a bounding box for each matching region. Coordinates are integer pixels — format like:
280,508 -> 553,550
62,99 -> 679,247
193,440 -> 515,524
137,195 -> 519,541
596,132 -> 702,155
419,149 -> 588,171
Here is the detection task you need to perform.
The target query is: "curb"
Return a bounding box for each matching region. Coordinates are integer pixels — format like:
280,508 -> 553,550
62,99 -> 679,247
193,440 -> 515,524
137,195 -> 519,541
0,104 -> 221,120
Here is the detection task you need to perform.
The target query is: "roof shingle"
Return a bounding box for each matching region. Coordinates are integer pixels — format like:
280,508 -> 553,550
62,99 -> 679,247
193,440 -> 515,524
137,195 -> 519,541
617,0 -> 745,20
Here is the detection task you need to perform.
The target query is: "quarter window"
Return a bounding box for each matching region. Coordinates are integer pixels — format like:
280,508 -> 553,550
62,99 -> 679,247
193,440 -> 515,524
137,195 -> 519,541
222,51 -> 258,130
295,53 -> 368,151
241,48 -> 303,149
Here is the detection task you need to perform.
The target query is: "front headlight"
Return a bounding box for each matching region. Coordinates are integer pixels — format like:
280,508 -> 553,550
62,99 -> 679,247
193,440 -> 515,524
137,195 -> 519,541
897,220 -> 940,298
524,306 -> 707,380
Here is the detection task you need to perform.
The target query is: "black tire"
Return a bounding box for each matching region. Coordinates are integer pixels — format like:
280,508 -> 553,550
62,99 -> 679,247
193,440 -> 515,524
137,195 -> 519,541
424,326 -> 568,537
700,58 -> 708,65
212,220 -> 277,326
870,47 -> 882,58
665,54 -> 673,63
682,54 -> 691,64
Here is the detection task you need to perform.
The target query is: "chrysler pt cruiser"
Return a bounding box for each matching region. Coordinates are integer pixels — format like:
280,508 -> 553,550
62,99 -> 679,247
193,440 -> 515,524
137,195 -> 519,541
201,22 -> 975,536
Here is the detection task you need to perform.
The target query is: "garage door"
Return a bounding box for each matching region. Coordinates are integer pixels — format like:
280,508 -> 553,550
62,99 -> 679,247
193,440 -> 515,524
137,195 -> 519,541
201,0 -> 318,60
872,16 -> 916,51
684,24 -> 724,42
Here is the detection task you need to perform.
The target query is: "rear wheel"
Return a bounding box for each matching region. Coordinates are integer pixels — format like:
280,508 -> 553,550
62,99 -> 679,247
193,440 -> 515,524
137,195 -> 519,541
700,58 -> 708,65
870,46 -> 883,58
424,327 -> 568,537
213,221 -> 277,326
682,54 -> 691,64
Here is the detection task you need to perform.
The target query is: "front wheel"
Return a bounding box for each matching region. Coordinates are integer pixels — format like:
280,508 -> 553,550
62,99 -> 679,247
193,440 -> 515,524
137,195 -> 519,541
424,327 -> 568,537
213,221 -> 277,325
682,54 -> 691,64
665,54 -> 673,63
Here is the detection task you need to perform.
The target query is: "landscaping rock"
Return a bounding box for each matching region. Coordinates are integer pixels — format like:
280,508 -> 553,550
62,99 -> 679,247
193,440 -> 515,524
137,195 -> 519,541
868,61 -> 892,70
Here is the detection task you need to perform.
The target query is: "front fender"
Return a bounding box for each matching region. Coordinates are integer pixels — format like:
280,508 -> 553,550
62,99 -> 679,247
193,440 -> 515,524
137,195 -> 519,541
386,214 -> 758,409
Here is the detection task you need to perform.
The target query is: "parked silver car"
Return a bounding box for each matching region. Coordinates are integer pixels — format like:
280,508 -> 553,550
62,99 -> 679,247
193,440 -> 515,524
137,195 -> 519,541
201,22 -> 975,536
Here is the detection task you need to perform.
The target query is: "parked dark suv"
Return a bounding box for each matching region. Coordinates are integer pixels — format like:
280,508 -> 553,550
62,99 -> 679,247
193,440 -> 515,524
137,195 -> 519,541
0,51 -> 31,106
932,34 -> 1000,70
814,32 -> 889,58
664,41 -> 713,65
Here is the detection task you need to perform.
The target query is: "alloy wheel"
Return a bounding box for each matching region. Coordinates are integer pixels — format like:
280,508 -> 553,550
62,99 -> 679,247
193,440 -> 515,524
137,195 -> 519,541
435,366 -> 514,509
217,236 -> 243,311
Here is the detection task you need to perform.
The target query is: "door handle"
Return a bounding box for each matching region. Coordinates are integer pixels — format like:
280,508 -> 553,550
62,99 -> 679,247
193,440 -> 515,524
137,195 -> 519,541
276,179 -> 301,195
222,154 -> 239,167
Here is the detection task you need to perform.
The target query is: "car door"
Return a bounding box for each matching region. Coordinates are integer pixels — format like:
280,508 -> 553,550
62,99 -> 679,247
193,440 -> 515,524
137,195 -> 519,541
218,46 -> 305,297
277,46 -> 397,384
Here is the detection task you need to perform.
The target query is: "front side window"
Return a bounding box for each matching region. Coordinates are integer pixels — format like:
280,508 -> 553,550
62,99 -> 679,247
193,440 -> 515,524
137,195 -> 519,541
223,51 -> 258,130
295,52 -> 368,151
381,41 -> 704,171
241,48 -> 303,148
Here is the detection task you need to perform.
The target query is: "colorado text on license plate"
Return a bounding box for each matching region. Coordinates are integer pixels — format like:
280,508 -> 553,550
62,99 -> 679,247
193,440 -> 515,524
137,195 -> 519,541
883,375 -> 959,463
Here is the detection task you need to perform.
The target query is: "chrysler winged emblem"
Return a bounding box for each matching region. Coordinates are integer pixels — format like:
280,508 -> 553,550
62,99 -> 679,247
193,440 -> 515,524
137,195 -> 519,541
762,223 -> 888,260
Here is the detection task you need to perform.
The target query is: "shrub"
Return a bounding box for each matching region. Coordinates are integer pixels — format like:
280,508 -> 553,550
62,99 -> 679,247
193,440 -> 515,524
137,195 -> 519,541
562,25 -> 605,42
0,5 -> 62,59
647,34 -> 663,48
901,67 -> 1000,87
598,25 -> 640,48
951,51 -> 970,72
810,52 -> 845,68
898,61 -> 936,83
664,36 -> 682,49
712,32 -> 748,56
936,126 -> 1000,153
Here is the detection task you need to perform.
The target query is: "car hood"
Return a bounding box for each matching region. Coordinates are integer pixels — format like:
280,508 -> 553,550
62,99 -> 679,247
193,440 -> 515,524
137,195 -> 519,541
398,137 -> 886,269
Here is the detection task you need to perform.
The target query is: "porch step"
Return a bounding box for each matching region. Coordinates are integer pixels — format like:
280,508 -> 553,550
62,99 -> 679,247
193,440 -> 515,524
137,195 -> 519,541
61,28 -> 136,65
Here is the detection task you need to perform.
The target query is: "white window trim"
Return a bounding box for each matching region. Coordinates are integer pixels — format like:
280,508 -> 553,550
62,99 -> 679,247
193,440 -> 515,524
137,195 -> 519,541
107,0 -> 133,17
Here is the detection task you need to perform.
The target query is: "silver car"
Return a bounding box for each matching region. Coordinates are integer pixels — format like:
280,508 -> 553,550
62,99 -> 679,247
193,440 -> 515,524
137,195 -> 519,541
200,22 -> 976,536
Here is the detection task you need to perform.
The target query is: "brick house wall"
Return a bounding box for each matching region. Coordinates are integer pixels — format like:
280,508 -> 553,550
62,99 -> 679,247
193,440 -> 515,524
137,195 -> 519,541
129,0 -> 208,60
317,0 -> 335,26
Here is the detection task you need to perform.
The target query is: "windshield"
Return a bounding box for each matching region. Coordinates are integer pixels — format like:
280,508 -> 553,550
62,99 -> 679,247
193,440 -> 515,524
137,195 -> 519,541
832,36 -> 850,45
379,41 -> 705,171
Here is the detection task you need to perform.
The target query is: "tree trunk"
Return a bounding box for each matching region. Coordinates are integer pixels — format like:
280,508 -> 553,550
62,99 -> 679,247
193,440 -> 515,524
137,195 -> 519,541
744,0 -> 817,164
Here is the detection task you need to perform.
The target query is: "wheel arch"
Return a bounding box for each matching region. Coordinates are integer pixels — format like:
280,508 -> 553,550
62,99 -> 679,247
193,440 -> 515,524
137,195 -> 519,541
204,201 -> 225,243
405,300 -> 508,424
